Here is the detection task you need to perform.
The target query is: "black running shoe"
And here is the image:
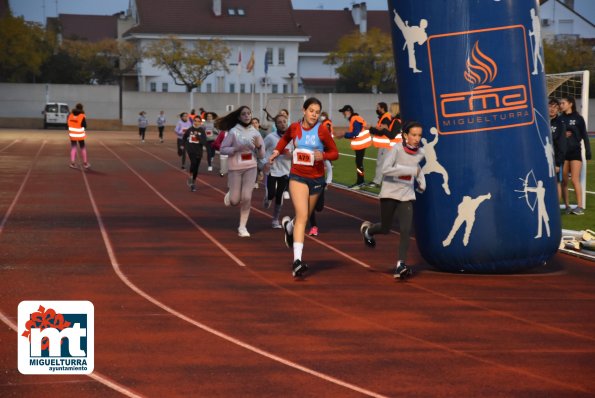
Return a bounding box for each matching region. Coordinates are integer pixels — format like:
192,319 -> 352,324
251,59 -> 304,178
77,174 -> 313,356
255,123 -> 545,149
292,259 -> 308,277
282,216 -> 293,248
394,262 -> 411,280
360,221 -> 376,248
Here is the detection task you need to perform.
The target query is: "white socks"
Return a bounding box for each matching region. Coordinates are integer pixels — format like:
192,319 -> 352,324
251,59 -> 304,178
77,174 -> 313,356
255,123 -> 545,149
293,242 -> 303,262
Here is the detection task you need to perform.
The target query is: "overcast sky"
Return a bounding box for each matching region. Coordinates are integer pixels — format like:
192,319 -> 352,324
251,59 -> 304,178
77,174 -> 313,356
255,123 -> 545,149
8,0 -> 389,25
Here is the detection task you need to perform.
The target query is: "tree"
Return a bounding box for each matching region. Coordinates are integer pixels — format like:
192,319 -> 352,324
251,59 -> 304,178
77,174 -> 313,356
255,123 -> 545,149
0,15 -> 52,82
543,38 -> 595,97
88,39 -> 143,85
325,28 -> 396,93
145,35 -> 231,92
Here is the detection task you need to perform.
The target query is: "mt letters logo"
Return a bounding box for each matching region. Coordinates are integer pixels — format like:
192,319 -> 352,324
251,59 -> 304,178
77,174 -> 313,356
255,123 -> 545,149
18,301 -> 94,374
428,25 -> 534,134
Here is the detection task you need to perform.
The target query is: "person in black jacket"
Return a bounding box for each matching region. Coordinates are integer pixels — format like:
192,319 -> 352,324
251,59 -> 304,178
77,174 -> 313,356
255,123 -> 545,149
548,98 -> 567,201
559,96 -> 591,215
181,117 -> 207,192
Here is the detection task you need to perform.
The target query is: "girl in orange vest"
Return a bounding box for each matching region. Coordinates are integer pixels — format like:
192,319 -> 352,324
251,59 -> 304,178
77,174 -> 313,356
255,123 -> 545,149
67,103 -> 90,169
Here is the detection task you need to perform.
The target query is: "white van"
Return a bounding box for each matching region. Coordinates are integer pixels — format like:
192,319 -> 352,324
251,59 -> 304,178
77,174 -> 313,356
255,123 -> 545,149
43,102 -> 70,129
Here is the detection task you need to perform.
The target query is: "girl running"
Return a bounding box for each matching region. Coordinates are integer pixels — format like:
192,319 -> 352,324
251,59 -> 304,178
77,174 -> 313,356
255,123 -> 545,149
67,103 -> 90,169
360,121 -> 426,279
138,111 -> 148,143
217,106 -> 265,237
156,110 -> 166,143
269,97 -> 339,277
261,113 -> 293,229
181,117 -> 207,192
203,112 -> 219,171
175,112 -> 192,169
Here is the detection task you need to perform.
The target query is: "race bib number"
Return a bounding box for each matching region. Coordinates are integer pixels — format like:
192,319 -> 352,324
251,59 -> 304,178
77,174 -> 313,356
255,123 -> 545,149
293,148 -> 314,166
190,134 -> 199,143
205,130 -> 213,137
240,152 -> 253,162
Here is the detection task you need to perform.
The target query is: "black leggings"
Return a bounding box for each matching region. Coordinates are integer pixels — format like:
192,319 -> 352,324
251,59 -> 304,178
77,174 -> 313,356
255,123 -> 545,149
308,187 -> 325,227
139,127 -> 146,140
187,146 -> 203,179
266,175 -> 289,205
355,148 -> 365,184
158,126 -> 164,139
177,138 -> 187,166
205,142 -> 215,166
368,198 -> 413,262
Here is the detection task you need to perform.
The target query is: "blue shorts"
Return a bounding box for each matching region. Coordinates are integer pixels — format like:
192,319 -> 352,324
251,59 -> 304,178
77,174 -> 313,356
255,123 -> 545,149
289,173 -> 325,195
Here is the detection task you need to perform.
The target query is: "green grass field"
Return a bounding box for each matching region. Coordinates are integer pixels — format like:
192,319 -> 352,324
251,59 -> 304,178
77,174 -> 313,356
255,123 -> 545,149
330,139 -> 594,232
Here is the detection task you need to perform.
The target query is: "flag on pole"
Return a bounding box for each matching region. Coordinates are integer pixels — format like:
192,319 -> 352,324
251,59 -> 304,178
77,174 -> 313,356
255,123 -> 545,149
246,50 -> 255,73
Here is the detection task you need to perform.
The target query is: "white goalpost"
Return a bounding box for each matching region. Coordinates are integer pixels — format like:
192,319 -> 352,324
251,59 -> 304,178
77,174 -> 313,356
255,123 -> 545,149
546,70 -> 590,209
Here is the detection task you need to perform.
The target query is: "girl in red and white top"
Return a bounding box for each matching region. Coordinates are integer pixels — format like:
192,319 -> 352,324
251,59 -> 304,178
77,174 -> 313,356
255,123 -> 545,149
269,97 -> 339,277
217,106 -> 266,237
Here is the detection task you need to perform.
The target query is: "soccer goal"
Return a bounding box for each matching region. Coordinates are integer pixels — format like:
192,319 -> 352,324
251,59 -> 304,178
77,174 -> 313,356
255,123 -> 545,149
546,70 -> 590,209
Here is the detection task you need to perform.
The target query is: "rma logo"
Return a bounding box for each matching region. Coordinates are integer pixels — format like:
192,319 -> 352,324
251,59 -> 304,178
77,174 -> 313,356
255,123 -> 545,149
18,301 -> 94,374
427,25 -> 534,134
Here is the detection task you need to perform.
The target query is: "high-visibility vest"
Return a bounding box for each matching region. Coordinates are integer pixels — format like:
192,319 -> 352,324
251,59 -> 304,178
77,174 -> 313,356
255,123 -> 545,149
67,113 -> 86,141
321,119 -> 333,135
373,134 -> 403,148
372,112 -> 393,148
349,115 -> 371,150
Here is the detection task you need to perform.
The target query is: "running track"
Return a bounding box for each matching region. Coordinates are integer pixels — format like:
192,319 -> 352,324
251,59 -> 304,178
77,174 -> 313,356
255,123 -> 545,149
1,129 -> 594,397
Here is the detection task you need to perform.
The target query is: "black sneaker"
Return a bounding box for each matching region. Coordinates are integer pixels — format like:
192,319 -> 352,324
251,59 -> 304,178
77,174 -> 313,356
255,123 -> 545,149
360,221 -> 376,248
190,184 -> 196,192
282,216 -> 293,248
292,259 -> 309,277
394,261 -> 412,280
349,182 -> 364,190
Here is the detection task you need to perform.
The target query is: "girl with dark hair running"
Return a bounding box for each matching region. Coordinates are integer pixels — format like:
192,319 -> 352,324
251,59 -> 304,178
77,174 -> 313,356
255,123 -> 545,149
175,112 -> 192,169
360,121 -> 426,279
269,97 -> 338,277
559,96 -> 591,215
181,117 -> 207,192
217,106 -> 265,237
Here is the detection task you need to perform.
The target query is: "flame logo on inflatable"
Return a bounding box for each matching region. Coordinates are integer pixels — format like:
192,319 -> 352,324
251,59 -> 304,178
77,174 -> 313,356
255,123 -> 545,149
464,41 -> 498,88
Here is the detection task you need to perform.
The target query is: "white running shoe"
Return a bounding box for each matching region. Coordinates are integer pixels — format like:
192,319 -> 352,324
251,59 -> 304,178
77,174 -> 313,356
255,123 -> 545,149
208,166 -> 213,171
283,191 -> 290,200
271,219 -> 282,229
224,191 -> 231,207
238,227 -> 251,237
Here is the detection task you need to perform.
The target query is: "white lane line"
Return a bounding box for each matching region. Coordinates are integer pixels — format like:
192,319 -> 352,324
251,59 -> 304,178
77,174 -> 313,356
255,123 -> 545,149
93,142 -> 390,398
0,139 -> 20,153
0,141 -> 45,234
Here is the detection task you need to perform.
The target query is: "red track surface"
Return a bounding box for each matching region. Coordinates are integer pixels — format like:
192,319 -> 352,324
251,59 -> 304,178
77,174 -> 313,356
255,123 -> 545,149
1,129 -> 594,397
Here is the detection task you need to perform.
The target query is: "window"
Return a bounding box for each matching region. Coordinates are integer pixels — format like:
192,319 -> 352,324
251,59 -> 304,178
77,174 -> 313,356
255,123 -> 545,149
206,83 -> 212,93
60,105 -> 69,113
227,8 -> 235,15
240,83 -> 246,93
265,48 -> 273,66
229,83 -> 235,93
272,84 -> 278,94
237,8 -> 245,16
283,84 -> 288,94
278,48 -> 285,65
150,82 -> 156,92
162,83 -> 168,92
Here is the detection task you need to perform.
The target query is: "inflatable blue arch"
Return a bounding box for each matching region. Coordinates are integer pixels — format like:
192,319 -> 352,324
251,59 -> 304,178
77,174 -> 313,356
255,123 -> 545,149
387,0 -> 561,273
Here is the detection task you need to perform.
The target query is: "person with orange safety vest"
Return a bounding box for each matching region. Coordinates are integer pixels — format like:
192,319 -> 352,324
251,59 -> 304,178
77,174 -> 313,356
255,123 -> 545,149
369,102 -> 398,188
338,105 -> 369,189
67,103 -> 90,169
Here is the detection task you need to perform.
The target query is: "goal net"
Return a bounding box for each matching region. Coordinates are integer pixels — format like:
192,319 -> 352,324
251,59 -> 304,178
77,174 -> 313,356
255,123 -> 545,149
546,70 -> 590,208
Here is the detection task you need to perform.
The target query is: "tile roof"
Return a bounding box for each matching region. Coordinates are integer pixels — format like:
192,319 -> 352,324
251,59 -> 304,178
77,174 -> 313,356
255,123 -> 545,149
126,0 -> 306,37
293,9 -> 391,53
57,14 -> 119,42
